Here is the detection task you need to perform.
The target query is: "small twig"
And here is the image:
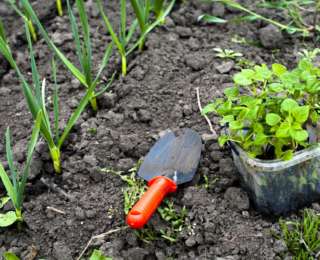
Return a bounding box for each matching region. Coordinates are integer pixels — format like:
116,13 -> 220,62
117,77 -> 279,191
46,206 -> 66,215
77,226 -> 128,260
196,87 -> 216,135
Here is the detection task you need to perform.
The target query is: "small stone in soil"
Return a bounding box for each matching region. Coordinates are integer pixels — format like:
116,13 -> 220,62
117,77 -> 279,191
185,53 -> 209,71
117,158 -> 135,171
202,132 -> 218,142
224,187 -> 250,211
259,24 -> 283,49
53,241 -> 72,260
216,61 -> 235,74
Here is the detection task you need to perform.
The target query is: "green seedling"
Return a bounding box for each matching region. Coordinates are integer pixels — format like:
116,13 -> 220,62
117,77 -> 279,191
3,252 -> 20,260
15,0 -> 114,112
279,209 -> 320,259
0,20 -> 111,174
129,0 -> 175,51
213,47 -> 243,60
298,48 -> 320,61
105,164 -> 187,243
0,112 -> 41,227
97,0 -> 175,74
197,14 -> 227,24
210,0 -> 309,36
89,249 -> 112,260
56,0 -> 63,16
96,0 -> 138,76
203,58 -> 320,160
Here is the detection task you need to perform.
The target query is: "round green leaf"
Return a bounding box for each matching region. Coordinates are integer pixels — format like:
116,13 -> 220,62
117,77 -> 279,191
233,69 -> 254,86
272,63 -> 287,77
281,98 -> 298,112
292,105 -> 309,123
0,211 -> 17,227
291,129 -> 308,142
266,113 -> 281,126
224,87 -> 239,99
229,120 -> 243,130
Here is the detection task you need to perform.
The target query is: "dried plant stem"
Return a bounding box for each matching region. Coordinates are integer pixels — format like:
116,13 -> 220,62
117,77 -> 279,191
77,226 -> 128,260
196,87 -> 215,135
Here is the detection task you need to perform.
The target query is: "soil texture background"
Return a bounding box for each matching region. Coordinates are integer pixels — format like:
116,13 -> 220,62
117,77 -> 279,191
0,0 -> 319,259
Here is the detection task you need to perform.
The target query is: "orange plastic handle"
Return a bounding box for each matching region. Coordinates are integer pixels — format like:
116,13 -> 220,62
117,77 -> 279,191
126,176 -> 177,229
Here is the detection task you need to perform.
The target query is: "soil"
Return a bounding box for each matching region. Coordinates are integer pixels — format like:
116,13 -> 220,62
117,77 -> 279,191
0,0 -> 319,259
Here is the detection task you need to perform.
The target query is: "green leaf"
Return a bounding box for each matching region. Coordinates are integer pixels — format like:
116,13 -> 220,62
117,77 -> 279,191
253,133 -> 267,146
266,113 -> 281,126
220,115 -> 234,125
272,63 -> 287,77
229,120 -> 243,130
89,249 -> 111,260
0,197 -> 10,208
291,129 -> 308,142
234,69 -> 255,86
197,14 -> 227,24
269,83 -> 284,92
292,105 -> 309,123
201,103 -> 216,115
281,98 -> 298,112
310,111 -> 319,124
254,64 -> 272,81
282,150 -> 294,161
218,135 -> 229,146
3,252 -> 20,260
276,122 -> 290,138
224,87 -> 239,99
0,211 -> 18,227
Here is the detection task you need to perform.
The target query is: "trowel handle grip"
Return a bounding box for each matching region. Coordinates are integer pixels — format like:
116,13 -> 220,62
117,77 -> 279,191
126,176 -> 177,229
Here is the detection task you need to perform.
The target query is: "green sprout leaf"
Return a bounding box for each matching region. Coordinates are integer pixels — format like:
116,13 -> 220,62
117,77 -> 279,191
0,211 -> 18,227
281,98 -> 299,112
234,69 -> 255,85
292,106 -> 309,123
266,113 -> 281,126
291,129 -> 308,142
197,14 -> 227,24
272,63 -> 287,77
89,249 -> 111,260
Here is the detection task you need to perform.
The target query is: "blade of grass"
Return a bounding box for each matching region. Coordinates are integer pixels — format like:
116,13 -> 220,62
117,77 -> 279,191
154,0 -> 165,19
17,0 -> 88,86
126,0 -> 175,55
52,58 -> 60,144
97,0 -> 127,76
56,0 -> 63,16
5,128 -> 18,203
94,72 -> 115,97
0,18 -> 7,43
17,111 -> 42,210
0,163 -> 16,209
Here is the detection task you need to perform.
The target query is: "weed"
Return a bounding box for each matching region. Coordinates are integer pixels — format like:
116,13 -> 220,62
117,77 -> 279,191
206,0 -> 311,36
103,165 -> 188,243
0,112 -> 41,227
89,249 -> 112,260
298,48 -> 320,60
279,209 -> 320,259
203,58 -> 320,160
213,47 -> 243,60
3,252 -> 20,260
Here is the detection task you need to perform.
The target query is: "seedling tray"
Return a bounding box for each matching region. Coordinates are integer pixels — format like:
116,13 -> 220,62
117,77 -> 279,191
230,142 -> 320,215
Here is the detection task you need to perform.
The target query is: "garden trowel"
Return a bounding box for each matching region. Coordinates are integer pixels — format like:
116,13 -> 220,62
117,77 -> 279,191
126,128 -> 202,229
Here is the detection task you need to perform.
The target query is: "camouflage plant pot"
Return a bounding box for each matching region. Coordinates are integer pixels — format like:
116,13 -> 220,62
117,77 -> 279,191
230,142 -> 320,215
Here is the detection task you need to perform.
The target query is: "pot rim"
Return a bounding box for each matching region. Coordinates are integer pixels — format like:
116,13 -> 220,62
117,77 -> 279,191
230,142 -> 320,172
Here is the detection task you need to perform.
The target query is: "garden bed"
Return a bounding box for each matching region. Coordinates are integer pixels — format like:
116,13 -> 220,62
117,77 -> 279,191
0,0 -> 319,259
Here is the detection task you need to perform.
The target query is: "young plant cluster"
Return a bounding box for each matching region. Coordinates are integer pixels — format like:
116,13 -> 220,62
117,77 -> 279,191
0,0 -> 175,228
105,166 -> 188,243
279,209 -> 320,260
203,58 -> 320,160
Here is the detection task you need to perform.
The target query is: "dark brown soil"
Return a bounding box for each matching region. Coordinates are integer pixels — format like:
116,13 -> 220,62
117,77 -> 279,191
0,0 -> 319,259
